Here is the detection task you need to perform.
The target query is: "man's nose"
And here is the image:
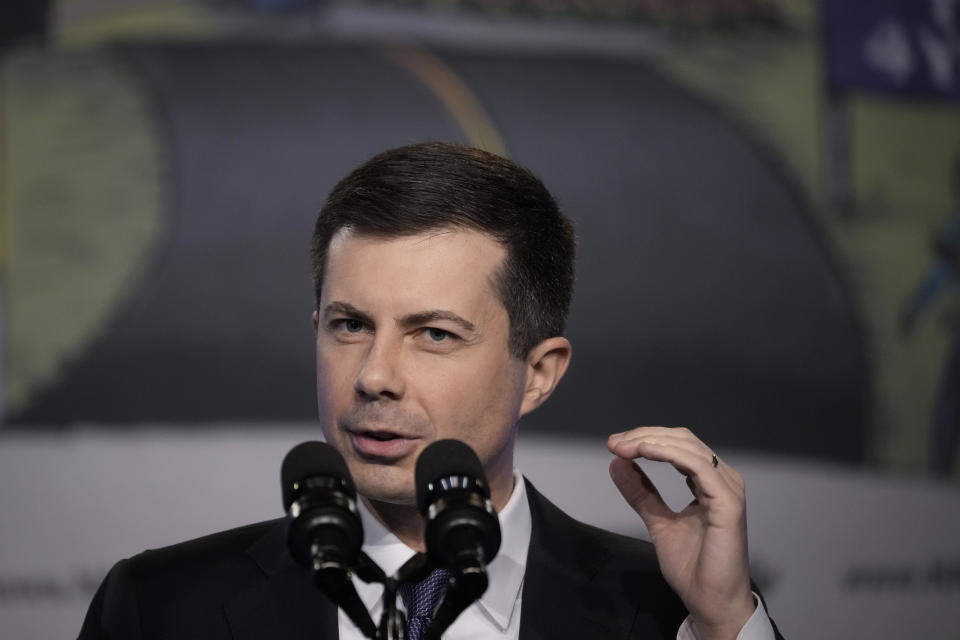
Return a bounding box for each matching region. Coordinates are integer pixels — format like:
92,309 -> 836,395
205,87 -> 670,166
354,337 -> 405,400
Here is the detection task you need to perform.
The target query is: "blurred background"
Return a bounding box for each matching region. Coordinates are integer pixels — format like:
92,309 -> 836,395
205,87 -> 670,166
2,0 -> 959,637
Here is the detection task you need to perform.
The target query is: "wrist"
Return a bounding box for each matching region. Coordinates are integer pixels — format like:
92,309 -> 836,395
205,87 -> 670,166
690,592 -> 756,640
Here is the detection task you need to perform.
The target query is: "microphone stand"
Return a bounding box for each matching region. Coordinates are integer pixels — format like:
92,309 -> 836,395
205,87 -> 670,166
348,551 -> 434,640
377,578 -> 406,640
377,551 -> 433,640
317,548 -> 484,640
310,550 -> 381,639
382,551 -> 488,640
422,560 -> 488,640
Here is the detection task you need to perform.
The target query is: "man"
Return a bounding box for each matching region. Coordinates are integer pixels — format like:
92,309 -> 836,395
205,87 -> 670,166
80,142 -> 782,639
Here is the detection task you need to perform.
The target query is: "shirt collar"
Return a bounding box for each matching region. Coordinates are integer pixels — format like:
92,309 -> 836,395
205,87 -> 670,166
352,471 -> 531,632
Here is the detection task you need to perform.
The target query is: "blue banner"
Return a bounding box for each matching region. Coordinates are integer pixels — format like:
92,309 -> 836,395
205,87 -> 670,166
824,0 -> 960,100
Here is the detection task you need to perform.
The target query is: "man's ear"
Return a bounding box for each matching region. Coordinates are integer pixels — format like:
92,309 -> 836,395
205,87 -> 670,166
519,337 -> 572,416
312,310 -> 319,333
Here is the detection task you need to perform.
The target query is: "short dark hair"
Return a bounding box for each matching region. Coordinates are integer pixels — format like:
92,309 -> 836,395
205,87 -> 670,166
311,142 -> 576,358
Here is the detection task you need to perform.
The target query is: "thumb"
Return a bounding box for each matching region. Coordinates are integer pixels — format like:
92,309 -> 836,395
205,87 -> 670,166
609,457 -> 672,526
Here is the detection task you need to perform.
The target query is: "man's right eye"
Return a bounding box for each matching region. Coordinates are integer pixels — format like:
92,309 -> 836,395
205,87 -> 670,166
341,319 -> 364,333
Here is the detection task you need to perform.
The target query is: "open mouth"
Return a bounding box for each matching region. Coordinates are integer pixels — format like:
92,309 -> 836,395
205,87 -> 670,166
362,431 -> 401,442
347,429 -> 418,459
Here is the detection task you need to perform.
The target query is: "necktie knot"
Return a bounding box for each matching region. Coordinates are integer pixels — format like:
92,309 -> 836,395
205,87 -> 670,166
398,568 -> 453,640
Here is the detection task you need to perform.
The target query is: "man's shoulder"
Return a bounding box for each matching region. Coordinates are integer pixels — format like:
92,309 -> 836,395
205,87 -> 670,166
123,518 -> 286,581
130,518 -> 284,562
105,517 -> 293,617
79,518 -> 336,639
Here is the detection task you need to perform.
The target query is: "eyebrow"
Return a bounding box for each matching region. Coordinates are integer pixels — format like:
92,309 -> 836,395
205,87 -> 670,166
323,301 -> 477,334
400,310 -> 477,334
323,301 -> 374,326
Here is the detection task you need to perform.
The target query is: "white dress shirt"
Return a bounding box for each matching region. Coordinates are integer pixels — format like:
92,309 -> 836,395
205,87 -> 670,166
338,473 -> 774,640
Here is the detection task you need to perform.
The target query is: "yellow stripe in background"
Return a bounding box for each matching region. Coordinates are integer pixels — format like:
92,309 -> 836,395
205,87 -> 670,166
386,45 -> 508,158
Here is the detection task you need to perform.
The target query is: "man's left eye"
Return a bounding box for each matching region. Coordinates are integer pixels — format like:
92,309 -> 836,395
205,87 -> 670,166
426,328 -> 451,342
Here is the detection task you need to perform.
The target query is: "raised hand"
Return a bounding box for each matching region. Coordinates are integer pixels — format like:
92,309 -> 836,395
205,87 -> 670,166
608,427 -> 756,640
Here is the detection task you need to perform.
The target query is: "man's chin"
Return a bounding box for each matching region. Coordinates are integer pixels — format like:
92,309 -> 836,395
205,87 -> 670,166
350,466 -> 417,506
360,491 -> 418,509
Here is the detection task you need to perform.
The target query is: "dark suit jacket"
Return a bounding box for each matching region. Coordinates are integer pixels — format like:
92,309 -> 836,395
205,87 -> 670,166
79,479 -> 780,639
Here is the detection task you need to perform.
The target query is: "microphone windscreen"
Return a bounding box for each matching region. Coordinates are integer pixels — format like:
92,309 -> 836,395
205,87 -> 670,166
281,441 -> 352,510
415,439 -> 487,515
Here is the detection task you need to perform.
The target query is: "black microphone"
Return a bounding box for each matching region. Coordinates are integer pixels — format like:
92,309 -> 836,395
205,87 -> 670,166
281,441 -> 377,639
415,439 -> 502,640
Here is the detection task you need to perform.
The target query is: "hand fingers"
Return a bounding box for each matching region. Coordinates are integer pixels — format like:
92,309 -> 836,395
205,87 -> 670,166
614,440 -> 743,509
608,457 -> 673,526
609,425 -> 688,444
610,430 -> 719,480
609,426 -> 714,464
608,426 -> 744,493
610,431 -> 713,465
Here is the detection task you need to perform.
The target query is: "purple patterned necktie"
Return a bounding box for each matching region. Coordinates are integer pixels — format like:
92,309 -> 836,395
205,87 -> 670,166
398,568 -> 453,640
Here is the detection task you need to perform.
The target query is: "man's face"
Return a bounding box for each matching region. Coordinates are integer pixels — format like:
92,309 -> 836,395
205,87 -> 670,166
313,228 -> 528,509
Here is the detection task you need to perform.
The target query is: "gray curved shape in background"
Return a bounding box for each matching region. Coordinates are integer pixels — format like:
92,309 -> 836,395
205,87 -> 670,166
14,43 -> 867,462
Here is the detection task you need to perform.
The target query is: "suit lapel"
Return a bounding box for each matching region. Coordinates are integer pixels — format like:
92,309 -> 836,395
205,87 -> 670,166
519,480 -> 636,640
224,519 -> 339,640
520,480 -> 690,640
